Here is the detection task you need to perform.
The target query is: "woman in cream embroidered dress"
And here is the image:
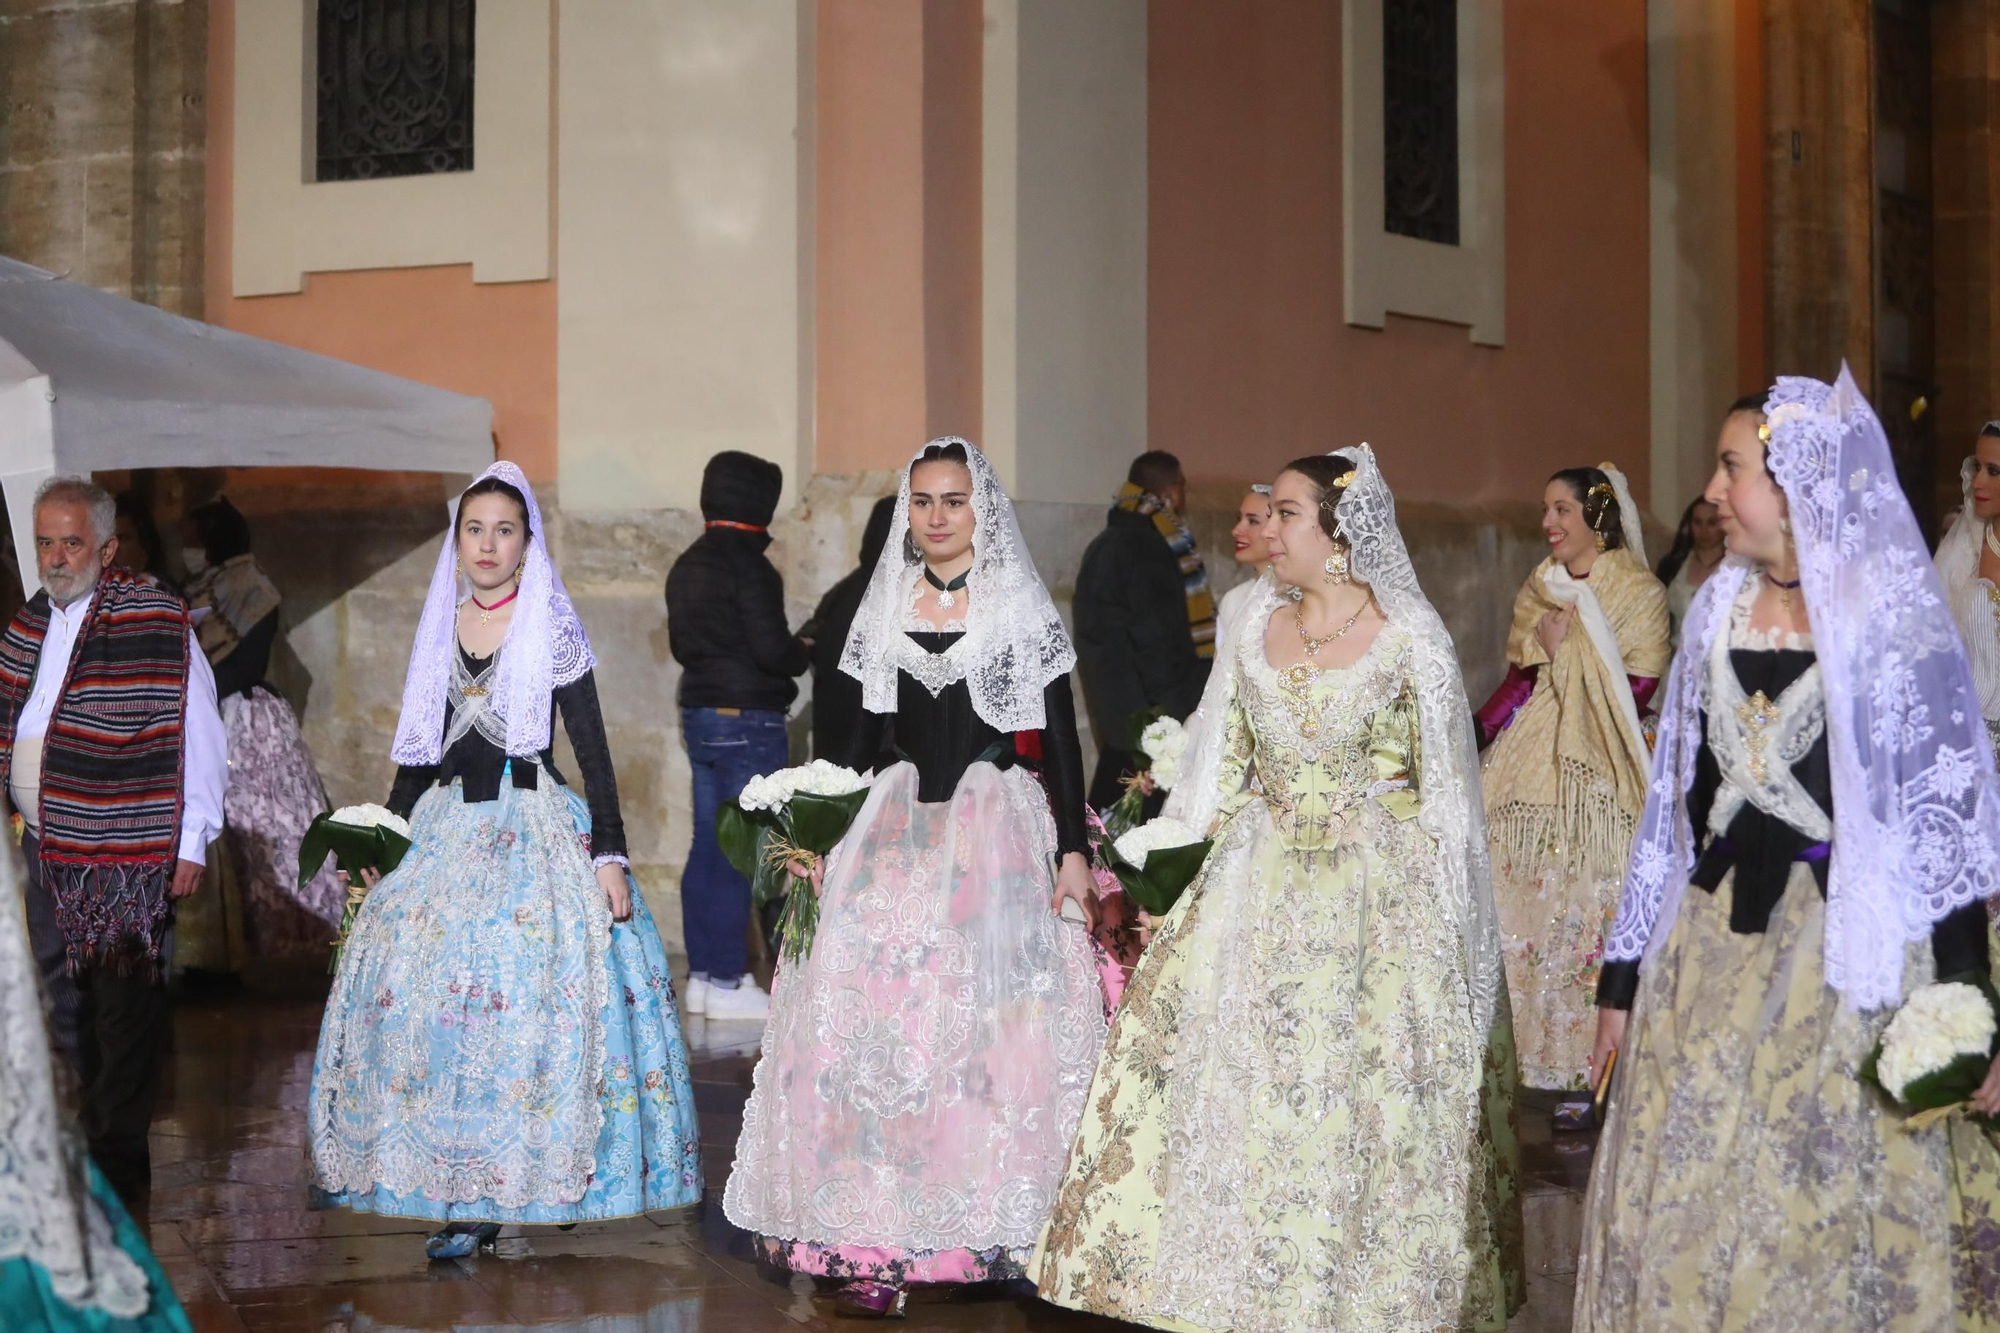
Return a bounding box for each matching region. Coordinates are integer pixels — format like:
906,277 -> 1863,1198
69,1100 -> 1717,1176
1033,450 -> 1523,1333
1935,421 -> 2000,764
1579,376 -> 2000,1331
1474,465 -> 1668,1089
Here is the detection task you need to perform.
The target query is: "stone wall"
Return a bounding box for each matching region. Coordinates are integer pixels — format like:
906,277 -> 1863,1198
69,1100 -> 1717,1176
228,470 -> 1544,966
0,0 -> 206,314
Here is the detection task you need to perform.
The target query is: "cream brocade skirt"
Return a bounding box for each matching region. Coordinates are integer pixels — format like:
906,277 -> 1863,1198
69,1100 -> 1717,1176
1576,864 -> 2000,1331
1031,797 -> 1525,1333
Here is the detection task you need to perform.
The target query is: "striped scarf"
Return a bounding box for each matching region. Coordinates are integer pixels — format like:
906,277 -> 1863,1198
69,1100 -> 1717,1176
0,571 -> 190,970
1116,483 -> 1216,657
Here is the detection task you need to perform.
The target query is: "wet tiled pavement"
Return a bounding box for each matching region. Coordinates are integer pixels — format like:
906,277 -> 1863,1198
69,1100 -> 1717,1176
141,989 -> 1588,1331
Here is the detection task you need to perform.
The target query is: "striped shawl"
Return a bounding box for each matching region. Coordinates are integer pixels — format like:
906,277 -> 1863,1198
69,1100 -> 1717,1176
0,571 -> 190,969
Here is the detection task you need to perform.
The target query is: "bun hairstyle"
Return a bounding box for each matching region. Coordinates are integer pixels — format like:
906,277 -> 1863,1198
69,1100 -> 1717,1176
1549,466 -> 1625,552
1280,454 -> 1359,540
459,475 -> 533,539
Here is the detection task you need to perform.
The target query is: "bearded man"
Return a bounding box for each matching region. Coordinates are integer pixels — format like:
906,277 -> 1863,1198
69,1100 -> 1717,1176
1,476 -> 226,1204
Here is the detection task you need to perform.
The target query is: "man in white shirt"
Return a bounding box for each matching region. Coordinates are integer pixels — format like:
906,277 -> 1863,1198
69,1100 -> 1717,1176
0,477 -> 226,1205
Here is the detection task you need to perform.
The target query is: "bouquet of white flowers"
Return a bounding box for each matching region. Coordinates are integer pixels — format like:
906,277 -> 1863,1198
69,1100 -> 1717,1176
299,803 -> 415,971
717,761 -> 871,962
1105,815 -> 1212,917
1863,980 -> 2000,1133
1099,711 -> 1190,838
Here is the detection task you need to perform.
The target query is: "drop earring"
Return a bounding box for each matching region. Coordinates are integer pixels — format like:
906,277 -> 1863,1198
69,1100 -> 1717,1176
1323,548 -> 1350,585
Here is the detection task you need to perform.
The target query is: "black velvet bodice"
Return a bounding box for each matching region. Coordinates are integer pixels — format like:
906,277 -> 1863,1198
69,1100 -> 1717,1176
386,647 -> 628,861
1598,643 -> 1990,1010
843,632 -> 1089,858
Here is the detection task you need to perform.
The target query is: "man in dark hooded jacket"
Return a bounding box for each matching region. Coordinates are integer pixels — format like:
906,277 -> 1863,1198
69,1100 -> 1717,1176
799,494 -> 897,763
665,452 -> 808,1023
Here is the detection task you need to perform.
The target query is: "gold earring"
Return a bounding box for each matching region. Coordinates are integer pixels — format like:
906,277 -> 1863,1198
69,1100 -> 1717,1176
456,554 -> 464,580
1323,548 -> 1350,585
1595,529 -> 1609,552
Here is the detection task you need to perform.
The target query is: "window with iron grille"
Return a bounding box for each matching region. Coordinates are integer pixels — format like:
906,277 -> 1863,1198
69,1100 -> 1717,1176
1382,0 -> 1459,245
315,0 -> 476,183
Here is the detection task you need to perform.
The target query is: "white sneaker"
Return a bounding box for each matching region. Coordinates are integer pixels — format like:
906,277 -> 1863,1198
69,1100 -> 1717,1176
702,977 -> 771,1022
682,976 -> 708,1016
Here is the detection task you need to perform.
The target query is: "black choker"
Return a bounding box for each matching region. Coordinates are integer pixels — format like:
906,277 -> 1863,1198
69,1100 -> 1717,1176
923,566 -> 969,610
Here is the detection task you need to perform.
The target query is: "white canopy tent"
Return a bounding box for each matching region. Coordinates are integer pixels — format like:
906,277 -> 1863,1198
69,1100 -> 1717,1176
0,256 -> 493,588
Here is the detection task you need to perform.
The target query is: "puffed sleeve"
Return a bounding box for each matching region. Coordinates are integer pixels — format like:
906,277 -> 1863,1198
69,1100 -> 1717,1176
555,670 -> 628,865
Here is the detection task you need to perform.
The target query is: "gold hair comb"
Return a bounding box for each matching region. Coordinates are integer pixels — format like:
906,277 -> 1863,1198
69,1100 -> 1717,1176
1757,422 -> 1773,444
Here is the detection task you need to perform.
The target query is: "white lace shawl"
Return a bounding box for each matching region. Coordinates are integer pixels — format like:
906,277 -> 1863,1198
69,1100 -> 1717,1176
839,437 -> 1075,732
1162,575 -> 1270,833
0,848 -> 150,1317
1935,456 -> 2000,723
391,462 -> 596,763
1165,445 -> 1504,1035
1608,367 -> 2000,1008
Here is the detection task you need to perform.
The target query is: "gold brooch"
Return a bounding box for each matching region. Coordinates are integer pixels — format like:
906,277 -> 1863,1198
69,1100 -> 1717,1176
1737,689 -> 1777,786
461,684 -> 489,698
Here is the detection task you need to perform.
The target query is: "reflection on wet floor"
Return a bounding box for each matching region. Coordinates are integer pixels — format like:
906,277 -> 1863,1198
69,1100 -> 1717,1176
145,991 -> 1586,1331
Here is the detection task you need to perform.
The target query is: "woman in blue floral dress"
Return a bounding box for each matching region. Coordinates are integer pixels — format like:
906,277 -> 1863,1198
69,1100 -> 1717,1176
307,463 -> 702,1259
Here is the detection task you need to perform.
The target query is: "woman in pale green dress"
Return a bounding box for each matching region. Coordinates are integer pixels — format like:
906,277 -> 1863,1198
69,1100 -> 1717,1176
1031,448 -> 1523,1333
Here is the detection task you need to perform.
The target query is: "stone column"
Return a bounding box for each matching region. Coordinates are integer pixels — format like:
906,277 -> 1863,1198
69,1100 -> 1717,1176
0,0 -> 206,316
1762,0 -> 1873,383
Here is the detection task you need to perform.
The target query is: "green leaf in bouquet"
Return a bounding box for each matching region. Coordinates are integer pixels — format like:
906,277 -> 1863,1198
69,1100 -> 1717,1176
1108,839 -> 1213,917
716,800 -> 774,883
788,788 -> 871,854
298,814 -> 411,886
1896,1052 -> 2000,1115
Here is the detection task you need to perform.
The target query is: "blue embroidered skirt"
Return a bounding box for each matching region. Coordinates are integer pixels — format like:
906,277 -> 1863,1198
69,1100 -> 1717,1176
308,774 -> 702,1223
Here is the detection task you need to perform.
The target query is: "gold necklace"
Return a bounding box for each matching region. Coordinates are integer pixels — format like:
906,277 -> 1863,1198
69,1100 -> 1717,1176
1294,601 -> 1365,657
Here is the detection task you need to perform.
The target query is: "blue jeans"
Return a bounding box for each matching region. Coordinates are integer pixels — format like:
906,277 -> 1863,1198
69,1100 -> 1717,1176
681,707 -> 789,982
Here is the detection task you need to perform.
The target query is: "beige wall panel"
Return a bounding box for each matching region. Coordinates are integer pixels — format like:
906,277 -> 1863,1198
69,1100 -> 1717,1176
556,0 -> 807,513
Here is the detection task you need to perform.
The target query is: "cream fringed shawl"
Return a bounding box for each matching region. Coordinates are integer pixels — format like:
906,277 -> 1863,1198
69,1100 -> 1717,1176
1483,546 -> 1670,880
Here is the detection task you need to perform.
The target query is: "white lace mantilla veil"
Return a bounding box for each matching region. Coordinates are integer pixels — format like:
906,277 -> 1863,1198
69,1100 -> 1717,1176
839,437 -> 1076,732
1936,452 -> 2000,723
1162,445 -> 1504,1035
391,461 -> 596,764
0,846 -> 150,1317
1607,367 -> 2000,1009
1600,462 -> 1648,568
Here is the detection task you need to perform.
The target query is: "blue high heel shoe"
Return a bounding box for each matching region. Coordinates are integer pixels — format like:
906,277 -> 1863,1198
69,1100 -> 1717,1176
425,1230 -> 483,1260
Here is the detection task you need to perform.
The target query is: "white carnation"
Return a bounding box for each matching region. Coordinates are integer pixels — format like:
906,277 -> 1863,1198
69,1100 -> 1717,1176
328,803 -> 411,839
1113,816 -> 1203,870
1140,717 -> 1190,790
1877,982 -> 1997,1102
736,760 -> 869,813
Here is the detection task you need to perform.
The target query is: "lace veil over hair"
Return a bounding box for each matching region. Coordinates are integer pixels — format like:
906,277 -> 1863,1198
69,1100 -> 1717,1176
1935,453 -> 2000,724
0,843 -> 150,1317
839,437 -> 1076,732
1165,445 -> 1505,1034
1599,463 -> 1648,567
391,461 -> 597,764
1608,367 -> 2000,1008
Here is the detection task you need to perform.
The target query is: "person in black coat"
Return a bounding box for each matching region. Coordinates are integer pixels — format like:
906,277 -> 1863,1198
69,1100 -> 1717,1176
665,452 -> 809,1022
801,495 -> 897,762
1073,451 -> 1215,812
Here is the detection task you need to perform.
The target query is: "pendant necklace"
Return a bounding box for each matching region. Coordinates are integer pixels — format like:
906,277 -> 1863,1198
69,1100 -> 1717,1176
1294,601 -> 1366,657
923,566 -> 969,611
1765,572 -> 1802,614
470,587 -> 520,625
